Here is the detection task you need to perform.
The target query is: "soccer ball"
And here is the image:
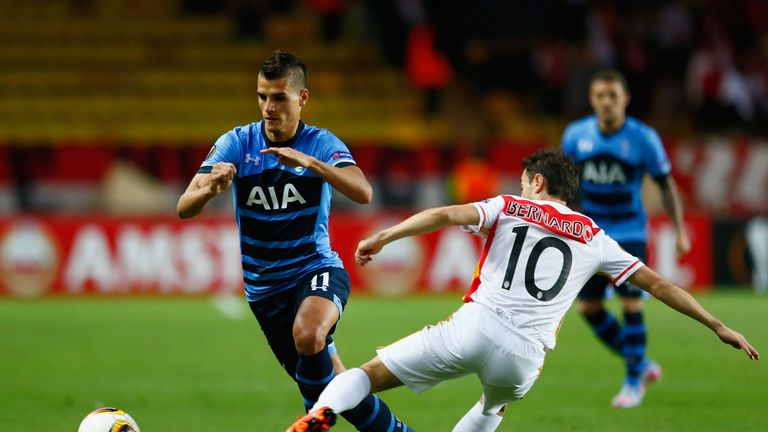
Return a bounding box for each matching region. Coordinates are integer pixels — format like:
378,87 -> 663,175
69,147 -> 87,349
78,407 -> 140,432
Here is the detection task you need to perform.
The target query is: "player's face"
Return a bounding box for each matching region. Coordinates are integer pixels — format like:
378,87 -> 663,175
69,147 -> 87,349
589,80 -> 629,128
257,73 -> 308,141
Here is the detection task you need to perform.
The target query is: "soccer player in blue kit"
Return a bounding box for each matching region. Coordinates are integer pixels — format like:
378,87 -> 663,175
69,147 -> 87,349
177,51 -> 412,431
562,69 -> 691,408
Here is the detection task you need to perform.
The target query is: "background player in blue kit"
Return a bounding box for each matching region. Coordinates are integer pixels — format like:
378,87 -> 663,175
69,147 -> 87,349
177,51 -> 412,432
562,69 -> 691,408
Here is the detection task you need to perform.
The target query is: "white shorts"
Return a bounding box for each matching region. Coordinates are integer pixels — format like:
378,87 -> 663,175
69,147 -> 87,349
377,302 -> 546,414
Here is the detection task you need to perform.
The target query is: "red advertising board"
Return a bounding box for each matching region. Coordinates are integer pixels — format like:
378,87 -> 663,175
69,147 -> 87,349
0,213 -> 712,298
0,216 -> 242,298
330,215 -> 485,296
647,213 -> 712,289
669,137 -> 768,215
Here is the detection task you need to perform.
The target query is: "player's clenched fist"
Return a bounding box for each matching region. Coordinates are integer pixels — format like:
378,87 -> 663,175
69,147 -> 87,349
209,162 -> 236,195
355,235 -> 385,266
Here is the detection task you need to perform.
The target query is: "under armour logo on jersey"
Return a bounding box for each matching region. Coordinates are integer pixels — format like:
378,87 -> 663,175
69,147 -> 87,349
310,272 -> 329,291
244,153 -> 260,166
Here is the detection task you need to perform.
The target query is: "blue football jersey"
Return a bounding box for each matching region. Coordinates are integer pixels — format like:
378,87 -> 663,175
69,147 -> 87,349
562,115 -> 671,243
199,121 -> 356,302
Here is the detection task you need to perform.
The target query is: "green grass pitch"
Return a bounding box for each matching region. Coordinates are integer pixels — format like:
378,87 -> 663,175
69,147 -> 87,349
1,290 -> 766,431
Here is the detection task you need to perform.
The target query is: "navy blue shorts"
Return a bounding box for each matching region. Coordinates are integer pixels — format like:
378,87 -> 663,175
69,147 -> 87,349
578,241 -> 647,300
248,267 -> 351,378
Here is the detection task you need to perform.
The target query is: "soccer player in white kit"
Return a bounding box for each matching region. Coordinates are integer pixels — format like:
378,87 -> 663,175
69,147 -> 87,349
287,149 -> 759,432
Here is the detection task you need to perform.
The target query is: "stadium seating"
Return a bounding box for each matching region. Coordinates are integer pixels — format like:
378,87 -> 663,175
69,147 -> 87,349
0,0 -> 567,213
0,0 -> 434,143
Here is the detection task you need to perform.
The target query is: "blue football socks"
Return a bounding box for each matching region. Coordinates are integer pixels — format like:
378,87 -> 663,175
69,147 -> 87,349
341,394 -> 414,432
585,309 -> 648,387
295,346 -> 334,411
586,309 -> 625,354
295,347 -> 413,431
622,311 -> 647,387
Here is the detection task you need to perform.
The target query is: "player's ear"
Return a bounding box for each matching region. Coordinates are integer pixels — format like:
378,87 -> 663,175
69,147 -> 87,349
299,88 -> 309,107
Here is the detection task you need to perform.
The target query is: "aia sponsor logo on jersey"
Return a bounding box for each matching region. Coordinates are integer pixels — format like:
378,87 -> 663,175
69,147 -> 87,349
582,160 -> 628,184
236,170 -> 323,213
246,183 -> 306,210
579,154 -> 637,186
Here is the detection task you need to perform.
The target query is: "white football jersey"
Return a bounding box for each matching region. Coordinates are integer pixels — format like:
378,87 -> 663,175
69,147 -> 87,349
461,195 -> 643,350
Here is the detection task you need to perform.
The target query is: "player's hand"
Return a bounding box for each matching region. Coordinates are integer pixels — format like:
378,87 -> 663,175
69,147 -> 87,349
261,147 -> 314,169
355,234 -> 385,266
676,230 -> 691,257
716,326 -> 760,360
208,162 -> 236,195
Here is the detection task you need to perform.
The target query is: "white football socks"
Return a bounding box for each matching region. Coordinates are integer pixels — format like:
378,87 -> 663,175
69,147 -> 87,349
311,367 -> 371,413
452,401 -> 504,432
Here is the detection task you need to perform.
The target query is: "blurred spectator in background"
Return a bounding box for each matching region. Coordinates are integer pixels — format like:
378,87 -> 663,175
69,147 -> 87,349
305,0 -> 346,42
377,148 -> 420,208
686,19 -> 751,131
405,23 -> 453,115
450,143 -> 499,205
363,0 -> 410,68
227,0 -> 267,39
8,147 -> 32,211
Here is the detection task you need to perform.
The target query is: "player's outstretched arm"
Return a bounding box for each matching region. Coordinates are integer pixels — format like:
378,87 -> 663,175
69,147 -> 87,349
177,162 -> 236,219
628,266 -> 760,360
261,147 -> 372,203
356,204 -> 479,266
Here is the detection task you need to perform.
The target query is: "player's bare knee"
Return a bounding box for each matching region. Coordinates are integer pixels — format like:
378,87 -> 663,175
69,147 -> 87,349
293,326 -> 327,355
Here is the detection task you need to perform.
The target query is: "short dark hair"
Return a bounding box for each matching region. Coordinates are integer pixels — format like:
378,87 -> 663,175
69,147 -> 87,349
259,50 -> 307,89
522,149 -> 579,202
590,68 -> 628,92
